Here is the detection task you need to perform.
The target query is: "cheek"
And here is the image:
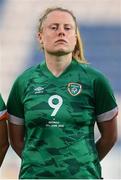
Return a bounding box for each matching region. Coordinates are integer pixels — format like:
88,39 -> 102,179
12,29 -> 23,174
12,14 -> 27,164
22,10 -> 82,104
43,34 -> 53,44
69,36 -> 77,46
43,37 -> 52,48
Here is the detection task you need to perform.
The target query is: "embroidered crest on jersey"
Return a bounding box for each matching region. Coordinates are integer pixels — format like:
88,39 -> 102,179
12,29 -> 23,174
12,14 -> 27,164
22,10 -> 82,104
67,83 -> 82,96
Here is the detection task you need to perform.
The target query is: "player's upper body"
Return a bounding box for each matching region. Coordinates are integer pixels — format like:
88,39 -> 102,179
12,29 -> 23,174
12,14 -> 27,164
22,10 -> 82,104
7,7 -> 118,179
0,94 -> 9,167
7,59 -> 118,179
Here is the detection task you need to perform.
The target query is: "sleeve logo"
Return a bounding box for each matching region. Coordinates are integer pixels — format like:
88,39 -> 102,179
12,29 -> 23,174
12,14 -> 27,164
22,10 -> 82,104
67,83 -> 82,96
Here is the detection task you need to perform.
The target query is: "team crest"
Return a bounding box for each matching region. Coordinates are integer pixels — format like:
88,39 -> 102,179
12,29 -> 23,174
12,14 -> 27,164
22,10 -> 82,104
67,83 -> 82,96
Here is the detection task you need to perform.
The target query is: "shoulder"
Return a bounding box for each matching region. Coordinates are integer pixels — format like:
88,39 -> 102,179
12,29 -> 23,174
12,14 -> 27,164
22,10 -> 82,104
77,62 -> 107,81
18,65 -> 38,81
10,64 -> 42,96
75,62 -> 113,90
14,64 -> 40,86
78,63 -> 101,75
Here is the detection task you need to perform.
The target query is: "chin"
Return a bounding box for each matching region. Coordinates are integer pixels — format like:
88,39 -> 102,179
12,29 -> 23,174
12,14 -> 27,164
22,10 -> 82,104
48,49 -> 72,56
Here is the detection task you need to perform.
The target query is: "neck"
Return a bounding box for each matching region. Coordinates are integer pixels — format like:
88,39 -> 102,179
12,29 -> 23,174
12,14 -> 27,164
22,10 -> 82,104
44,53 -> 73,77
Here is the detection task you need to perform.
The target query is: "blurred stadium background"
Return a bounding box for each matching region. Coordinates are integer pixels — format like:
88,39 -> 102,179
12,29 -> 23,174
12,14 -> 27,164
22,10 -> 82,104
0,0 -> 121,179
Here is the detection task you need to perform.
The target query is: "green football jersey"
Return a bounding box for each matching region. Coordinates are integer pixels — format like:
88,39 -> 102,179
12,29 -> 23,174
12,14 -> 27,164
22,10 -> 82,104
0,94 -> 7,121
7,59 -> 118,179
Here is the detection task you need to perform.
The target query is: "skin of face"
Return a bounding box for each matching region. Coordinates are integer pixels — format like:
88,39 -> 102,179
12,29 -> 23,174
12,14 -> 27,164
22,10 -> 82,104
38,11 -> 77,56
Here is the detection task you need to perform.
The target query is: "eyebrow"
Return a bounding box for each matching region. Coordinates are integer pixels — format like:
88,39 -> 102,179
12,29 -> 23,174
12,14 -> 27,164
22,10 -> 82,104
48,23 -> 74,27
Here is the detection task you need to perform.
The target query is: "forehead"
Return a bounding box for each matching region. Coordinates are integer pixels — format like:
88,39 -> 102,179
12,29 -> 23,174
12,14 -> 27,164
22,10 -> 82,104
43,10 -> 75,25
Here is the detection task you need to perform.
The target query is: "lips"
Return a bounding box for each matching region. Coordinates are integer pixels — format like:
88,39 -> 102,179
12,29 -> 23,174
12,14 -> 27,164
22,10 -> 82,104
55,39 -> 67,43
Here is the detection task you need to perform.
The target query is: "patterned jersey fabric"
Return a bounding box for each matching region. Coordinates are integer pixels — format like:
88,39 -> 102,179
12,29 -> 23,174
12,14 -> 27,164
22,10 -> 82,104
7,59 -> 118,179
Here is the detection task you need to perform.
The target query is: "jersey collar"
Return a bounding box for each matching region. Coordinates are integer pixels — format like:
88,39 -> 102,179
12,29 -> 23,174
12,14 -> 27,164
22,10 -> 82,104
40,59 -> 78,79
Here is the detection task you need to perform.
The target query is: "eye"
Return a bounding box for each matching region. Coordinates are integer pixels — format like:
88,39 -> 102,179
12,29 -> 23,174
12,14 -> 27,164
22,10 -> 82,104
65,27 -> 71,30
50,25 -> 58,30
64,26 -> 72,31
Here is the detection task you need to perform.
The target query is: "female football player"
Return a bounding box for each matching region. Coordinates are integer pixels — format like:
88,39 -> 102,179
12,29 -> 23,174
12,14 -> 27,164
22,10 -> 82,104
7,7 -> 118,179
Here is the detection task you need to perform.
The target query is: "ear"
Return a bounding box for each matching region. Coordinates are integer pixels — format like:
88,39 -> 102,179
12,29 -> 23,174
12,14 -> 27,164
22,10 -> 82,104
37,32 -> 42,42
37,32 -> 44,49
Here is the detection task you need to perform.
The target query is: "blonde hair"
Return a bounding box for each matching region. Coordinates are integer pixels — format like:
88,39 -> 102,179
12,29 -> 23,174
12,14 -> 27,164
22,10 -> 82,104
38,7 -> 87,64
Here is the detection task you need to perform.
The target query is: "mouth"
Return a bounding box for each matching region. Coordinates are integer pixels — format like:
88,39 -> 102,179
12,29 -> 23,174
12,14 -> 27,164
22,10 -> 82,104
55,39 -> 67,44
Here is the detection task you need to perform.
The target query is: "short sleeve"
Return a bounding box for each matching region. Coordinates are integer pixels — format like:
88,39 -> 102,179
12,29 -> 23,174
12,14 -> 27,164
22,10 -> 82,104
7,78 -> 24,125
94,73 -> 118,122
7,66 -> 35,125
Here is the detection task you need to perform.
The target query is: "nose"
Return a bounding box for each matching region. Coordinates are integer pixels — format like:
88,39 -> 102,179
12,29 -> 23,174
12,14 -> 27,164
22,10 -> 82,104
58,25 -> 65,37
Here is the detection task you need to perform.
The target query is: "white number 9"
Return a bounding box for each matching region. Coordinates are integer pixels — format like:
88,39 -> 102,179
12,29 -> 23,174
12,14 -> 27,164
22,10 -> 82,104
48,95 -> 63,116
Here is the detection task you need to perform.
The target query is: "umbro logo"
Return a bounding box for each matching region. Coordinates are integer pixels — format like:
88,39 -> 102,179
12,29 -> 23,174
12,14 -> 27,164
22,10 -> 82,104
34,86 -> 44,94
